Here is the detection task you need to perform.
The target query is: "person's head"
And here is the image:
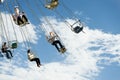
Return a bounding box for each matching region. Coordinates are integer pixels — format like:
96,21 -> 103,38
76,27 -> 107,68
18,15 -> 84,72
49,32 -> 54,36
14,6 -> 20,14
3,42 -> 6,45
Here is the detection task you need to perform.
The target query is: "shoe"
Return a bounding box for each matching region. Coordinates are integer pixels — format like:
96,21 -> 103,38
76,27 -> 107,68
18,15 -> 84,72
37,65 -> 40,67
60,47 -> 66,53
26,22 -> 30,24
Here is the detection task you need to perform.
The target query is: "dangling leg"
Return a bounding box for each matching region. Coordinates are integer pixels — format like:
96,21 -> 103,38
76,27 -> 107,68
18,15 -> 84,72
32,58 -> 41,67
52,41 -> 60,52
17,16 -> 24,25
5,51 -> 11,59
7,50 -> 13,57
56,40 -> 66,53
56,40 -> 64,48
22,15 -> 28,23
36,58 -> 41,67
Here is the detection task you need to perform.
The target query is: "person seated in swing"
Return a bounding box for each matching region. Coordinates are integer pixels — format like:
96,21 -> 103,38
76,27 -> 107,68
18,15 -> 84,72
12,6 -> 29,26
27,49 -> 41,67
1,42 -> 13,59
46,32 -> 66,53
45,0 -> 59,9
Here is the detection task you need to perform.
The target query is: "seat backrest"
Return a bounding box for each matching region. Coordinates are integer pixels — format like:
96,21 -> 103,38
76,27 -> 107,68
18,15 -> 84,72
11,42 -> 17,49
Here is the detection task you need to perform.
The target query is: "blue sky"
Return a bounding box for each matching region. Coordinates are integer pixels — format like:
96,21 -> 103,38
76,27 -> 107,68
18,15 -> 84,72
72,0 -> 120,80
69,1 -> 120,79
0,0 -> 120,80
70,0 -> 120,34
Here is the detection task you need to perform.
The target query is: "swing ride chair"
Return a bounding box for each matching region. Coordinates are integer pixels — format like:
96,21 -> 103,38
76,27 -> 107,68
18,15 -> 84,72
71,20 -> 84,34
45,0 -> 59,9
13,14 -> 29,27
8,40 -> 17,49
12,6 -> 29,27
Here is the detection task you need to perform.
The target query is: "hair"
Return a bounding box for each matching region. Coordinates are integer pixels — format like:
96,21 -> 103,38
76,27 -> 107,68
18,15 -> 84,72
27,49 -> 30,53
50,32 -> 54,35
3,42 -> 6,45
14,6 -> 19,11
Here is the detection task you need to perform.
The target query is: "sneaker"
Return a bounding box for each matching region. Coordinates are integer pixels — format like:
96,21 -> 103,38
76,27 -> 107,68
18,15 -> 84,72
60,47 -> 66,53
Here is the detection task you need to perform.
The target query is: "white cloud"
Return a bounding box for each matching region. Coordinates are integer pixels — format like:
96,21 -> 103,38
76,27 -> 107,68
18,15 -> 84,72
0,13 -> 38,44
0,17 -> 120,80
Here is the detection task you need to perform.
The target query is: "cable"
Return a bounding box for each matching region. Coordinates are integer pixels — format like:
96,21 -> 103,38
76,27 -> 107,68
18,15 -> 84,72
60,0 -> 78,19
19,28 -> 27,48
0,8 -> 9,43
4,1 -> 18,43
36,0 -> 58,35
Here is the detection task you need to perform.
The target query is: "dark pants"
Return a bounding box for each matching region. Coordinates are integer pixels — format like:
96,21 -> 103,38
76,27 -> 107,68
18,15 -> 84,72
52,40 -> 63,52
22,15 -> 28,22
17,15 -> 28,25
17,16 -> 24,25
30,58 -> 41,67
4,50 -> 13,59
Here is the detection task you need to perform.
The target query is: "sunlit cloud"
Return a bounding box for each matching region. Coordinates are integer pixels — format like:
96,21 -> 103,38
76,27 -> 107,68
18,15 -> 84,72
0,17 -> 120,80
0,13 -> 38,44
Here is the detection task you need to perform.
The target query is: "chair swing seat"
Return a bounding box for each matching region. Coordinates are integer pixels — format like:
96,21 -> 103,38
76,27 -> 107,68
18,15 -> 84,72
73,26 -> 83,33
17,20 -> 24,26
18,20 -> 29,27
45,0 -> 59,9
11,42 -> 17,49
17,20 -> 29,27
18,22 -> 29,27
8,41 -> 18,49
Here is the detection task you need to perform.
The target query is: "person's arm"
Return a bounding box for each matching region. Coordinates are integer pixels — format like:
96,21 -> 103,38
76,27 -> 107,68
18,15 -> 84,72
2,45 -> 7,50
5,46 -> 8,49
12,14 -> 16,21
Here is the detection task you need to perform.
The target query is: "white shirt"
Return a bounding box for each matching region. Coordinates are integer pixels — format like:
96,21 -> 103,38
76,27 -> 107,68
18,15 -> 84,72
28,52 -> 36,60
